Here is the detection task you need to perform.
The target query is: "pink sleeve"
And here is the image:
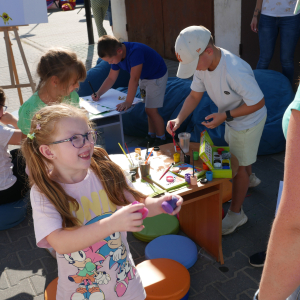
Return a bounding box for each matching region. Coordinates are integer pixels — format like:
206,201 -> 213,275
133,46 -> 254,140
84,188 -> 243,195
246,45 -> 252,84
30,185 -> 63,248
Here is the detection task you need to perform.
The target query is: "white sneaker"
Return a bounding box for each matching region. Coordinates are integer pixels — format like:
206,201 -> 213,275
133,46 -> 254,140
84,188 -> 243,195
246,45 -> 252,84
222,208 -> 248,235
249,173 -> 261,188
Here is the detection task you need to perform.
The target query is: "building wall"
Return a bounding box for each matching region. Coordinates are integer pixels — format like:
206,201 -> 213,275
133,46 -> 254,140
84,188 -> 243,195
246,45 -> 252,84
214,0 -> 241,56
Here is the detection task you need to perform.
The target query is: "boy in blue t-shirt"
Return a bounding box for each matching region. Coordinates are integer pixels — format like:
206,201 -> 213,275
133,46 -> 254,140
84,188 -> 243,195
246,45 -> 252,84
92,35 -> 168,146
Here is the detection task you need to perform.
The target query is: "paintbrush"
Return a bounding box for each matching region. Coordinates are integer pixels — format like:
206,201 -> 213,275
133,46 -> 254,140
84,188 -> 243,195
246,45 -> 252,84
145,148 -> 154,164
159,162 -> 174,180
193,151 -> 195,177
88,81 -> 97,98
125,142 -> 134,165
169,122 -> 177,152
176,141 -> 186,157
145,141 -> 149,160
118,143 -> 133,166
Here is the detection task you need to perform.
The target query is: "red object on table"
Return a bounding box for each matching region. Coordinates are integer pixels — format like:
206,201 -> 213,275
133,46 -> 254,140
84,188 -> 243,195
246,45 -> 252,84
203,163 -> 210,170
217,148 -> 225,155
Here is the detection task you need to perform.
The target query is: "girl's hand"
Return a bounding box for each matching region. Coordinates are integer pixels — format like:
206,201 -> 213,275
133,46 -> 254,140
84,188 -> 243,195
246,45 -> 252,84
92,91 -> 100,101
110,203 -> 146,232
166,119 -> 180,136
250,17 -> 258,33
157,194 -> 183,215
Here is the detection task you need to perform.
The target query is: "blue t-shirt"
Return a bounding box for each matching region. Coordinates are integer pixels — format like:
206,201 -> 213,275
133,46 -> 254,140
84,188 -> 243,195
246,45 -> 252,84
111,42 -> 167,80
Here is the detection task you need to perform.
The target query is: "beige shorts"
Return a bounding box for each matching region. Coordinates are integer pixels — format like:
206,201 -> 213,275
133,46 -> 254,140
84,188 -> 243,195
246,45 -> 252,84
139,71 -> 168,108
224,115 -> 267,166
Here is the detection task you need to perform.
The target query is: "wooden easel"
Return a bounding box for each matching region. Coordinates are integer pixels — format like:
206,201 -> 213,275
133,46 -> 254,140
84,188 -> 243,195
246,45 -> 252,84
1,26 -> 35,105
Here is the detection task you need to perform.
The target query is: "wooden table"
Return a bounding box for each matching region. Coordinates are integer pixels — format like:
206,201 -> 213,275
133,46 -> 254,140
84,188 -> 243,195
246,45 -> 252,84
110,142 -> 239,264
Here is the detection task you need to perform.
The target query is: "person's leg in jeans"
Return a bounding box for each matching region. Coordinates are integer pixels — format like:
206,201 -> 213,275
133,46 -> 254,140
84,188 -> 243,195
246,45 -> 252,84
279,14 -> 300,86
257,15 -> 279,70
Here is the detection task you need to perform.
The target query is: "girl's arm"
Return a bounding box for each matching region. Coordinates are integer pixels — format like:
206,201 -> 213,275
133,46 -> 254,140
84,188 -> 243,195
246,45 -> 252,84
122,190 -> 183,218
46,202 -> 146,254
258,109 -> 300,300
251,0 -> 263,32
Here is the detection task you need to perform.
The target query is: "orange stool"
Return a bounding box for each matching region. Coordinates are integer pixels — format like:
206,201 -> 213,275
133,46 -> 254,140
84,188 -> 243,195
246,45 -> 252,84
136,258 -> 190,300
44,277 -> 58,300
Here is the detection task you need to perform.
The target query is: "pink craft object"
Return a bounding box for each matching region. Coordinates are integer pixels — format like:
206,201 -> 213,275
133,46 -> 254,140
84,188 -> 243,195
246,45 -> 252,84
132,201 -> 148,219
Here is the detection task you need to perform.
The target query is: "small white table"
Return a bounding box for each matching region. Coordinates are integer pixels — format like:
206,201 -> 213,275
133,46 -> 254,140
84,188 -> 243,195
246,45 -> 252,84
90,108 -> 133,154
80,89 -> 142,154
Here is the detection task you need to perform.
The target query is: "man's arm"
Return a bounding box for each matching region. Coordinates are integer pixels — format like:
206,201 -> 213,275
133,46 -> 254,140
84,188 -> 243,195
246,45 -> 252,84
166,90 -> 204,134
258,109 -> 300,300
116,64 -> 143,111
92,69 -> 120,101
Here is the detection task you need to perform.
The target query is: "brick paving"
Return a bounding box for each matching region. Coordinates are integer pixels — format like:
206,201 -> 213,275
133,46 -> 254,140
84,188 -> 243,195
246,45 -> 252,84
0,5 -> 285,300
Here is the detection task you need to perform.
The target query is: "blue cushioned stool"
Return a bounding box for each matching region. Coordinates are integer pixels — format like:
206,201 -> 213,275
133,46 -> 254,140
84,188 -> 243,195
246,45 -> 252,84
0,198 -> 28,231
145,235 -> 198,269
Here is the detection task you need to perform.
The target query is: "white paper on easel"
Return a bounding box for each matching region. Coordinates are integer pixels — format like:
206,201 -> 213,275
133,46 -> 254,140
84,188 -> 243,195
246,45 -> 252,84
80,89 -> 142,115
0,0 -> 48,27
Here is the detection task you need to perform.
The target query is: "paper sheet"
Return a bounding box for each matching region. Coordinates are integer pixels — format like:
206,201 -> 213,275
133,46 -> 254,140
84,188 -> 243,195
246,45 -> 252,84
80,89 -> 142,115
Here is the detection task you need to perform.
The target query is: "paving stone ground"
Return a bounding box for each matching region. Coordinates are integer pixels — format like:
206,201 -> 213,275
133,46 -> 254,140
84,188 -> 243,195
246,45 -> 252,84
0,5 -> 286,300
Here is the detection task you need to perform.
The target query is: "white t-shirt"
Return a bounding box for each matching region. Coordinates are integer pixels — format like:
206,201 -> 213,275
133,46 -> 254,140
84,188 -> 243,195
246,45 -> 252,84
261,0 -> 299,17
191,48 -> 267,131
0,124 -> 16,190
31,169 -> 146,300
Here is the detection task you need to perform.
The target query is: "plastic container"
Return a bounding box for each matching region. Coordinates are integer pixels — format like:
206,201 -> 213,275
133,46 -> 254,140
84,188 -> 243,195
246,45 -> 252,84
140,162 -> 151,177
178,132 -> 191,153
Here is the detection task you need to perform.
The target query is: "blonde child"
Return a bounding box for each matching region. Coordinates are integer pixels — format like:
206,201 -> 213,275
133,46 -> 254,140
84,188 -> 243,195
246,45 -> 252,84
18,48 -> 86,136
22,104 -> 182,300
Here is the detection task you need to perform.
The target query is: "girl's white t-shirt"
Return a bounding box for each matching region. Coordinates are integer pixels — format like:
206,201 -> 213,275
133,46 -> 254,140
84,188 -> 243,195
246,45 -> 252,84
0,124 -> 16,190
30,169 -> 146,300
261,0 -> 300,17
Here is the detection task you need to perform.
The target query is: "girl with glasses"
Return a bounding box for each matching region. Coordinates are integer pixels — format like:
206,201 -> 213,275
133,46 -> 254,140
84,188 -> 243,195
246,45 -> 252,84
22,103 -> 182,300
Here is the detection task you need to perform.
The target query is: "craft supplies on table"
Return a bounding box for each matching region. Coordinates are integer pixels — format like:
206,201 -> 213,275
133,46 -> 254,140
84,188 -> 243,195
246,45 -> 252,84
148,171 -> 187,191
199,130 -> 232,179
170,162 -> 205,178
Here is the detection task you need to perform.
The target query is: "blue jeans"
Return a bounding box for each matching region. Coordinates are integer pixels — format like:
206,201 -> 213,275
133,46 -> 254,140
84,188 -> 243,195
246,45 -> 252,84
257,13 -> 300,85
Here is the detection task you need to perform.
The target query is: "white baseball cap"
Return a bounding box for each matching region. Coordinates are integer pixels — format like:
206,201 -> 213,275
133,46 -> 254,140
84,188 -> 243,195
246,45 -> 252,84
175,26 -> 211,79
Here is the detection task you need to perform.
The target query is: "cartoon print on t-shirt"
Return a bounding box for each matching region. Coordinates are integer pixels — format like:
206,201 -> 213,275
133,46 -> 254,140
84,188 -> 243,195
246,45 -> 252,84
63,242 -> 111,300
114,260 -> 137,297
86,214 -> 137,297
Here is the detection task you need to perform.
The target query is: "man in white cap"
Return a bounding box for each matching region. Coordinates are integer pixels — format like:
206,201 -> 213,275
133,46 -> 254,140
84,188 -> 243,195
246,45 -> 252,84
167,25 -> 267,235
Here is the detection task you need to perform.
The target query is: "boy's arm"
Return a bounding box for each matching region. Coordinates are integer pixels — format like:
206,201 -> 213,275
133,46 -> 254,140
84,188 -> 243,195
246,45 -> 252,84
92,69 -> 120,101
167,90 -> 204,134
116,64 -> 143,111
203,98 -> 265,129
